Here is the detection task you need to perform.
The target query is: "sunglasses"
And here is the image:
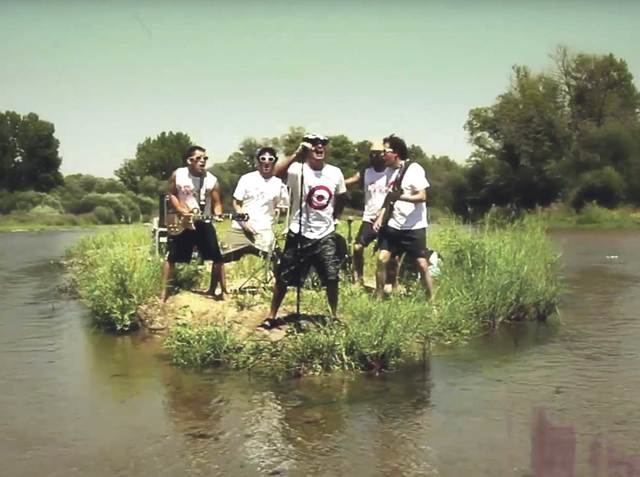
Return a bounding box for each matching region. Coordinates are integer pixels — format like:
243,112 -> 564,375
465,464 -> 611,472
309,139 -> 329,147
258,155 -> 277,163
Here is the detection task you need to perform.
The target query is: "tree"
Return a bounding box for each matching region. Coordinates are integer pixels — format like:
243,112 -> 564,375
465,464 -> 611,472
115,131 -> 192,193
0,111 -> 63,191
465,65 -> 570,211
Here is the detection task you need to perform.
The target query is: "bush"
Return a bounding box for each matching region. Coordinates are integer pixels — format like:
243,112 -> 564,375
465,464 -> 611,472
74,193 -> 142,223
0,190 -> 64,214
68,227 -> 161,331
93,206 -> 118,224
570,166 -> 626,209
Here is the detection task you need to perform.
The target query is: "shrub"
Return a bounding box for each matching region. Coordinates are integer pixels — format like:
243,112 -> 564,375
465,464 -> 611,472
68,227 -> 161,331
93,206 -> 118,224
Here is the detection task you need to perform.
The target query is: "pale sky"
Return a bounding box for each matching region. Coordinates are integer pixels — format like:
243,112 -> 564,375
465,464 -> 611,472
1,0 -> 638,177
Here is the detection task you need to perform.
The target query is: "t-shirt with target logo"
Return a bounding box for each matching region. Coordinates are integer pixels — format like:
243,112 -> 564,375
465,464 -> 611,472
286,162 -> 347,240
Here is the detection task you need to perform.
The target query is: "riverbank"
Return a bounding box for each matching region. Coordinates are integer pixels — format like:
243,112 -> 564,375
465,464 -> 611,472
65,217 -> 561,377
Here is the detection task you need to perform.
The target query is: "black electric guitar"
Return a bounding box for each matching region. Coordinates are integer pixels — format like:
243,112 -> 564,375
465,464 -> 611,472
166,208 -> 249,236
378,160 -> 411,229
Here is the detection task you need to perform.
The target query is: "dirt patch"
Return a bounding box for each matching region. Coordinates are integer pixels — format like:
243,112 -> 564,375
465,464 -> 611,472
137,290 -> 299,341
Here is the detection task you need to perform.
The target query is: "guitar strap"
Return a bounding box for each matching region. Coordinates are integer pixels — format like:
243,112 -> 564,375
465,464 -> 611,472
389,160 -> 411,202
195,173 -> 206,213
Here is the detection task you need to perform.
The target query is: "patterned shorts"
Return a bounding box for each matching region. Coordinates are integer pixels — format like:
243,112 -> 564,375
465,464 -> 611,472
275,231 -> 340,287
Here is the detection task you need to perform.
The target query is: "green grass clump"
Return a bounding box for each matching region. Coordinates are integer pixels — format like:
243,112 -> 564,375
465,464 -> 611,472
432,216 -> 561,332
67,226 -> 162,331
67,217 -> 562,377
165,320 -> 242,367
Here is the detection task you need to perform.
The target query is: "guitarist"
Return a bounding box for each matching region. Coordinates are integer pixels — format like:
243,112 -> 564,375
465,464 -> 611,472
372,134 -> 434,299
160,145 -> 227,301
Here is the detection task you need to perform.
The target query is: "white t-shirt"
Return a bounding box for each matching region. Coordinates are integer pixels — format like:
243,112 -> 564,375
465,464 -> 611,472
361,167 -> 395,223
286,162 -> 347,240
387,161 -> 430,230
232,171 -> 288,232
174,167 -> 218,215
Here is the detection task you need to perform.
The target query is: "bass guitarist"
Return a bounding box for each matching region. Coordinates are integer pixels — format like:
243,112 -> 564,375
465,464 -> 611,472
160,145 -> 227,301
372,134 -> 434,299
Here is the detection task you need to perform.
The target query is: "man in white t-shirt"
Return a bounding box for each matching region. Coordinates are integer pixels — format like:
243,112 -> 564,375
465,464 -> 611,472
344,141 -> 398,286
161,145 -> 227,301
259,133 -> 347,329
222,146 -> 288,259
372,134 -> 434,299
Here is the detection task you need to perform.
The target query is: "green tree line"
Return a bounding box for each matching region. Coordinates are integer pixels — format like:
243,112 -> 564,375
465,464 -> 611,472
2,46 -> 639,224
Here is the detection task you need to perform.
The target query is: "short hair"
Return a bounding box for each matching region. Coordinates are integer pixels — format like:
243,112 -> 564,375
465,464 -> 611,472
255,146 -> 278,159
183,145 -> 205,163
383,134 -> 408,160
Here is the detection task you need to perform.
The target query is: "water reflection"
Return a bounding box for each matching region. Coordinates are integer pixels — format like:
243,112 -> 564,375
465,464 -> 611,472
158,367 -> 434,476
3,229 -> 640,476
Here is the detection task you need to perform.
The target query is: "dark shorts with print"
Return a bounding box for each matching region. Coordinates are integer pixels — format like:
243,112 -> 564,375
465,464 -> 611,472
376,227 -> 428,260
275,231 -> 341,287
355,221 -> 378,247
167,220 -> 223,263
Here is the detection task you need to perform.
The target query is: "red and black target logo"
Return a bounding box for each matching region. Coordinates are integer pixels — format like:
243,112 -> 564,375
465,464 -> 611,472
306,185 -> 333,210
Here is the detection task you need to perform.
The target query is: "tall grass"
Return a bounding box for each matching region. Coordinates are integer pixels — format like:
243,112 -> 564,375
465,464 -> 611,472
68,218 -> 562,375
432,216 -> 561,332
67,226 -> 162,331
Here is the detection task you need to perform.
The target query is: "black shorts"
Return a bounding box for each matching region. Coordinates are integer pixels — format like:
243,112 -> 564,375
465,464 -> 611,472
355,221 -> 378,247
167,221 -> 223,263
376,227 -> 428,260
275,231 -> 341,287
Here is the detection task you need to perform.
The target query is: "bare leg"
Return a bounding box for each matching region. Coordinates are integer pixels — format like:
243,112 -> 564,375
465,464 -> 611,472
387,255 -> 399,291
352,243 -> 364,285
207,263 -> 217,295
208,262 -> 227,299
416,257 -> 434,300
216,262 -> 227,298
375,250 -> 392,299
160,260 -> 175,302
326,280 -> 339,318
268,281 -> 288,319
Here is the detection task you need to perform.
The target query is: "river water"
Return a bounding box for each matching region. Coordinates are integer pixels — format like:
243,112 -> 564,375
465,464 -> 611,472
1,229 -> 639,476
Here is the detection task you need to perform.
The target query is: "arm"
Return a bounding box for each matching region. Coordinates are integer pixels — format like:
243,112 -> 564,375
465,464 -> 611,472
233,197 -> 256,234
344,171 -> 361,188
168,171 -> 191,215
396,188 -> 427,204
273,142 -> 310,178
232,198 -> 244,214
210,183 -> 223,217
333,193 -> 346,221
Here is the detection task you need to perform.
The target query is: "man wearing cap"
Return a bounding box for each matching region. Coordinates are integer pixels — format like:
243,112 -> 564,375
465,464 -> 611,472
260,133 -> 347,329
222,146 -> 289,258
345,141 -> 397,286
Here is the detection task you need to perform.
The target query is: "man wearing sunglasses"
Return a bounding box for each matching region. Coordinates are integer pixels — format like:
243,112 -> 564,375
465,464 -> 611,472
372,134 -> 434,299
260,133 -> 347,329
222,146 -> 288,256
160,145 -> 227,301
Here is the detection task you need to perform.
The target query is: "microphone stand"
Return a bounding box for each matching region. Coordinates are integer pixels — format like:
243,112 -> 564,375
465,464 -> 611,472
295,154 -> 305,319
